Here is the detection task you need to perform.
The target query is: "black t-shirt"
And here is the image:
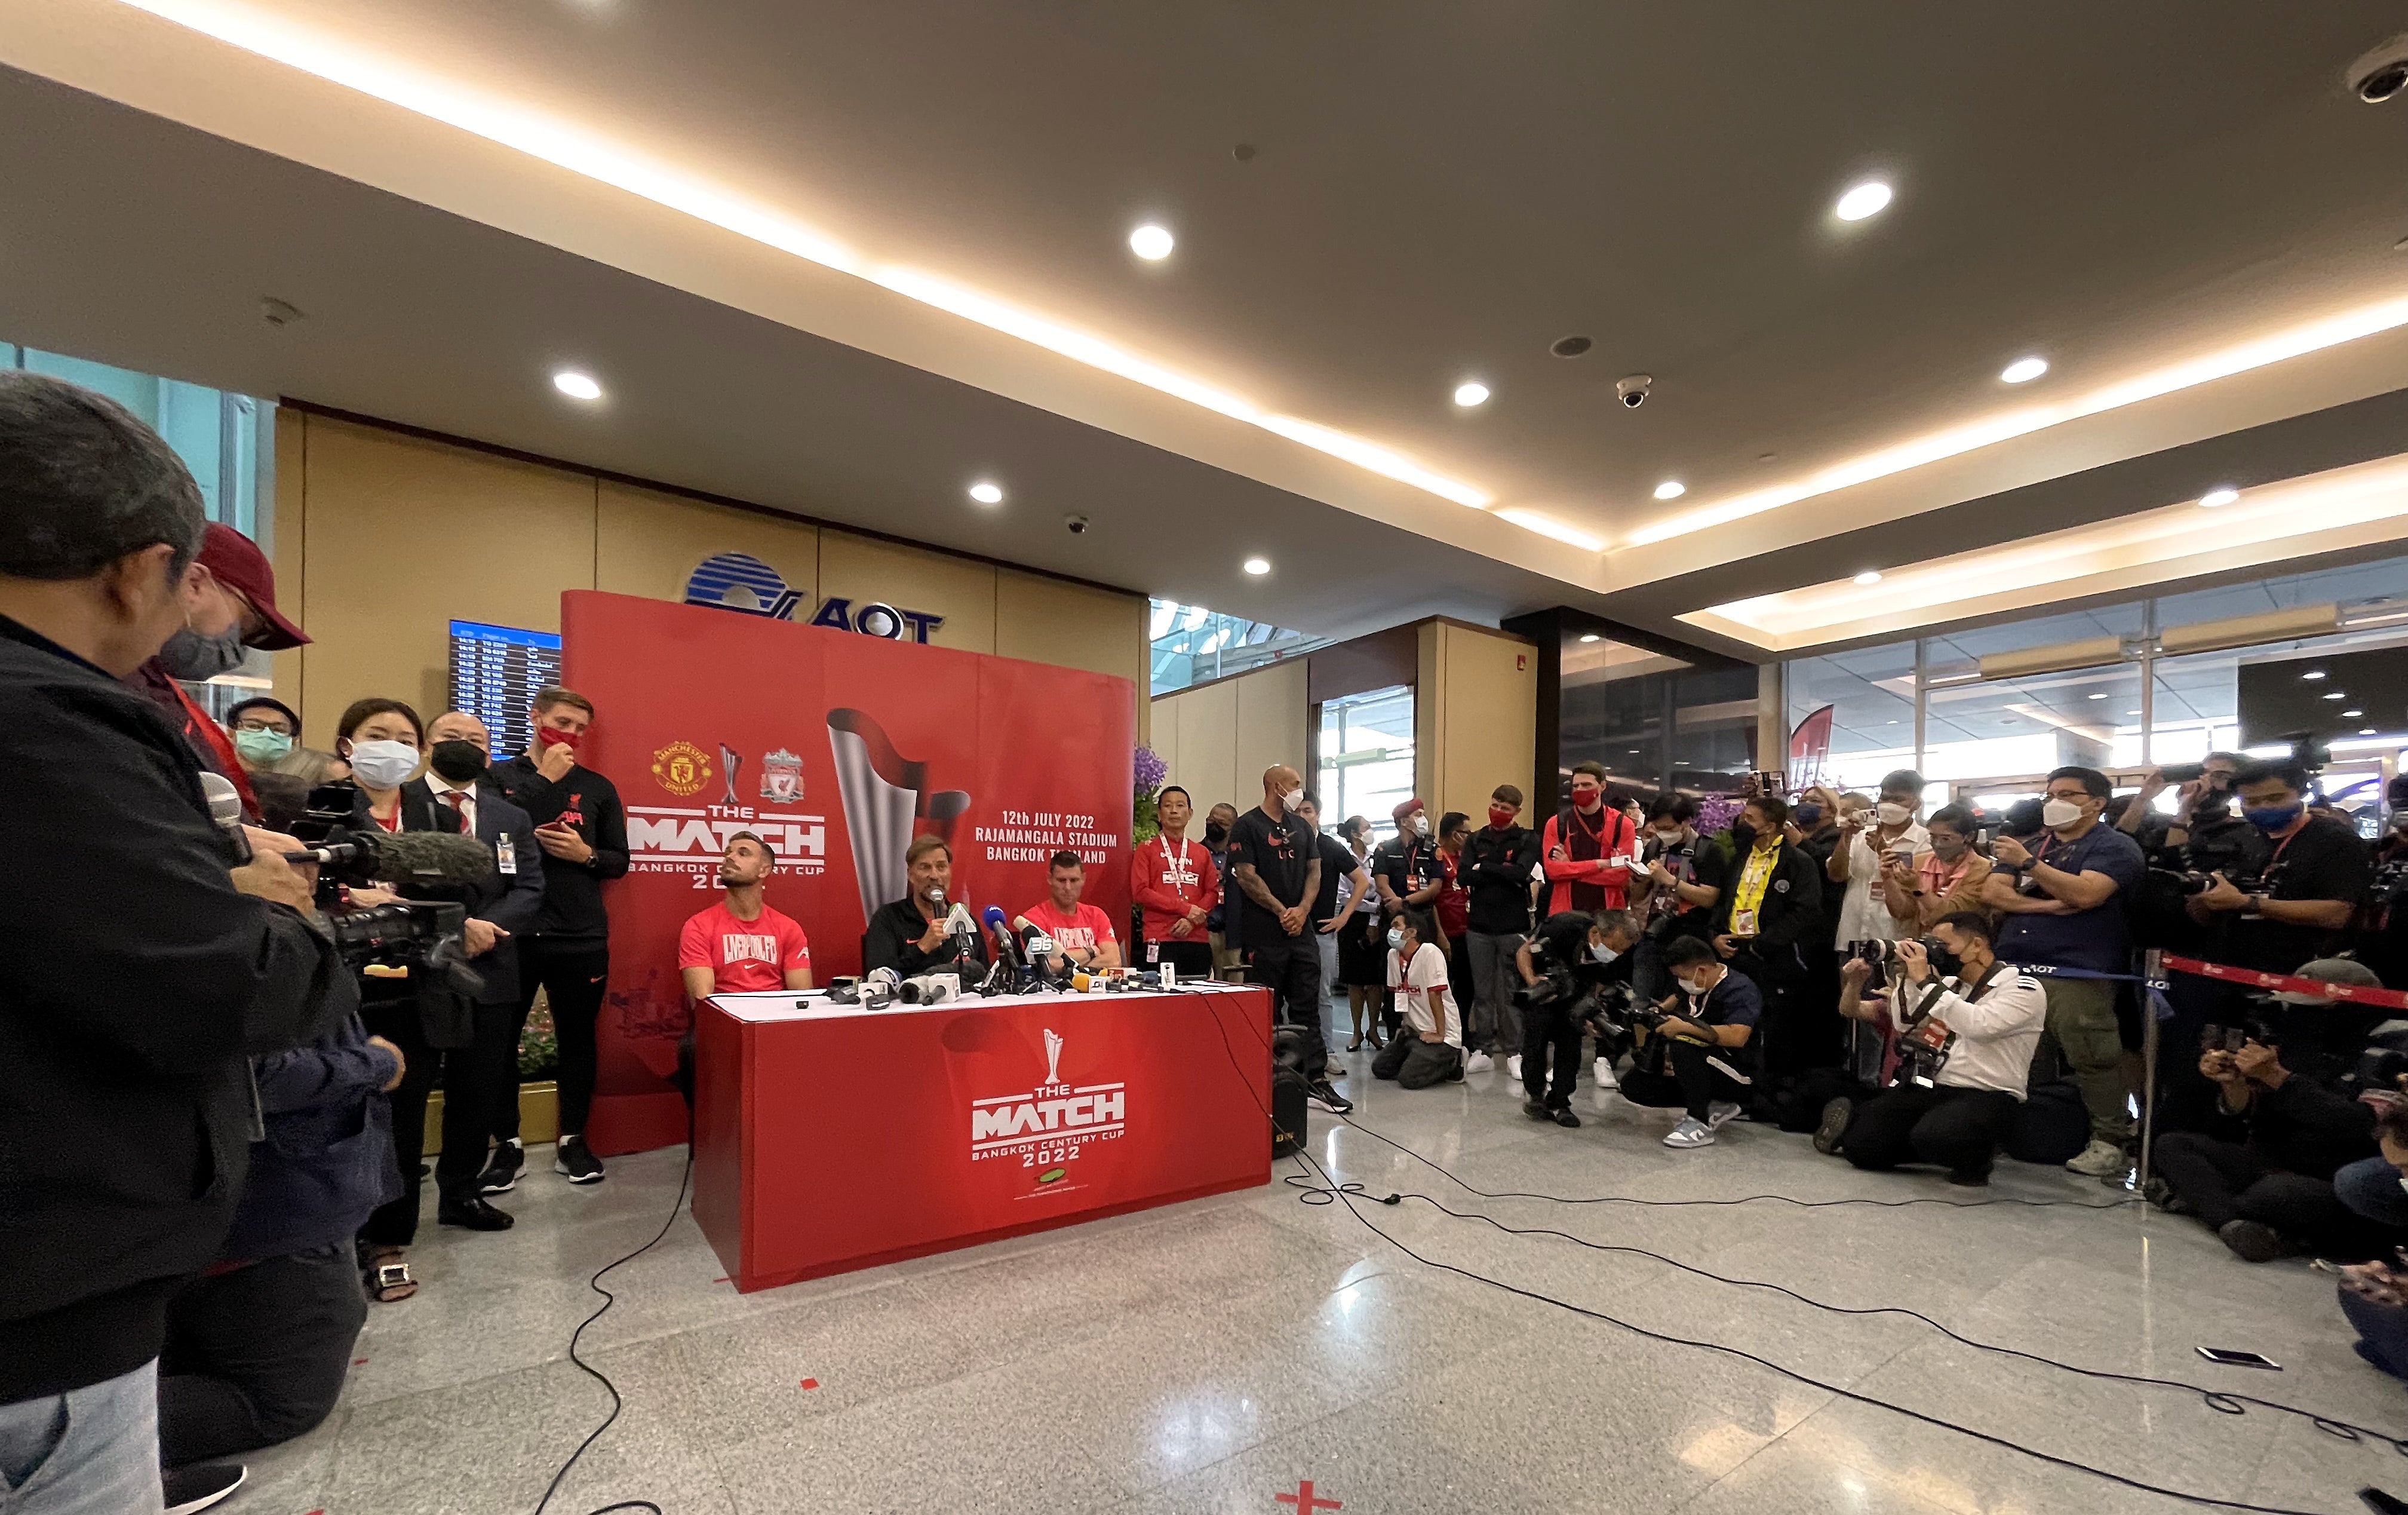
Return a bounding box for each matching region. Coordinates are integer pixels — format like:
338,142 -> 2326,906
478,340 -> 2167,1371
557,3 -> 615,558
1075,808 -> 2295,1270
1371,838 -> 1442,916
1309,832 -> 1356,924
1230,806 -> 1313,950
2224,815 -> 2372,973
1531,909 -> 1595,968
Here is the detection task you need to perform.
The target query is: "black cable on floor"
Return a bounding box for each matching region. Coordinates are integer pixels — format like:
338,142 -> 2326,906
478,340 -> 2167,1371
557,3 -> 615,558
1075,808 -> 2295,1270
533,1148 -> 696,1515
1285,1148 -> 2382,1515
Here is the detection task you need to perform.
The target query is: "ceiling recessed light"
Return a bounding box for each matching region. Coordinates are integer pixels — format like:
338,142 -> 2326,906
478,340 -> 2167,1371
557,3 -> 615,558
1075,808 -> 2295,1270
2364,728 -> 2380,735
2324,691 -> 2346,700
552,370 -> 602,400
1834,180 -> 1893,222
1550,335 -> 1593,358
1242,556 -> 1270,576
2345,709 -> 2365,717
968,481 -> 1003,505
2000,357 -> 2049,384
2199,487 -> 2240,508
1852,569 -> 1883,585
2302,670 -> 2327,680
2087,692 -> 2107,700
1653,480 -> 1687,500
1128,224 -> 1174,260
1453,382 -> 1490,407
1578,633 -> 1601,643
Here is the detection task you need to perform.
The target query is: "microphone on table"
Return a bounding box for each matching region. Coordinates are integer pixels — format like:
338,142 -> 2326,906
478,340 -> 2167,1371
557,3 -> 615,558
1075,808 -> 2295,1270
944,901 -> 981,962
198,772 -> 251,865
982,906 -> 1024,968
287,827 -> 497,887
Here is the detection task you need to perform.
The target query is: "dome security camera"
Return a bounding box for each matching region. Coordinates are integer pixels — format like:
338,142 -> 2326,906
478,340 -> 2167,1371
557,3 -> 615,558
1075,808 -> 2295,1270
1615,374 -> 1653,409
2348,33 -> 2408,102
1064,513 -> 1091,535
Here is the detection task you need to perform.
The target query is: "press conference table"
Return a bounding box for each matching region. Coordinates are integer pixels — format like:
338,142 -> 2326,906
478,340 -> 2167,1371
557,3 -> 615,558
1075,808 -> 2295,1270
691,980 -> 1273,1292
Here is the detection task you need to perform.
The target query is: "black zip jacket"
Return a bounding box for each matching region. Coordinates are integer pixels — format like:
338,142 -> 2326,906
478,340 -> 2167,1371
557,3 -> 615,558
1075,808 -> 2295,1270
1460,823 -> 1538,935
2185,1071 -> 2376,1181
489,754 -> 629,946
0,614 -> 355,1400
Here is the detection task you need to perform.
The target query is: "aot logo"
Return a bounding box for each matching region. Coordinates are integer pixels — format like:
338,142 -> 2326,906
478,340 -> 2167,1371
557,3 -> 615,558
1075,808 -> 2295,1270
683,553 -> 944,642
968,1028 -> 1126,1174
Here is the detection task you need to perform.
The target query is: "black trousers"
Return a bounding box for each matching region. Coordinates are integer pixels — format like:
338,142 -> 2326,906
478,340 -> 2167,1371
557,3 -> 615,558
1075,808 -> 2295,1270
1730,947 -> 1832,1079
360,996 -> 510,1246
1372,1033 -> 1460,1089
158,1244 -> 366,1469
2154,1132 -> 2395,1259
1842,1083 -> 2020,1177
509,939 -> 611,1139
1142,939 -> 1215,979
1246,934 -> 1326,1075
1521,998 -> 1583,1108
1618,1037 -> 1750,1121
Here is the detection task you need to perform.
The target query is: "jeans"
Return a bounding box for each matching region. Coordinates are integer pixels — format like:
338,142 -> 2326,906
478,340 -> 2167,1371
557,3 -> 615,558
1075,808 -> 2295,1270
0,1361 -> 161,1515
159,1245 -> 365,1468
1618,1037 -> 1751,1121
1841,1084 -> 2020,1177
2154,1133 -> 2398,1260
2036,976 -> 2127,1143
1520,997 -> 1582,1108
2335,1155 -> 2408,1229
1372,1034 -> 1460,1089
1466,932 -> 1525,1056
510,941 -> 610,1138
1316,932 -> 1341,1013
1245,936 -> 1327,1077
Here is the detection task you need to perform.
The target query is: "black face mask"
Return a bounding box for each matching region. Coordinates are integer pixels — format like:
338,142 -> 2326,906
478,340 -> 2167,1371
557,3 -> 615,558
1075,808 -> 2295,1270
428,740 -> 489,783
1204,821 -> 1229,847
1729,821 -> 1756,852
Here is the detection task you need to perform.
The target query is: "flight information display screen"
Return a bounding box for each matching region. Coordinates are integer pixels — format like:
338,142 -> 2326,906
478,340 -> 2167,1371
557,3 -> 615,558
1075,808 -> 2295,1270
448,619 -> 562,759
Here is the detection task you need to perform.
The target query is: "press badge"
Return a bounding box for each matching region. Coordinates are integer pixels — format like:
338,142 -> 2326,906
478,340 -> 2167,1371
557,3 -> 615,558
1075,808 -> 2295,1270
1730,908 -> 1759,937
1146,942 -> 1160,964
496,833 -> 518,875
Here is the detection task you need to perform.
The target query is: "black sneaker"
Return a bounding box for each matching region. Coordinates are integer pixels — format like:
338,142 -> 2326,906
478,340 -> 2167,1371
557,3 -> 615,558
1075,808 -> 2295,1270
1811,1096 -> 1854,1156
1550,1107 -> 1581,1128
437,1195 -> 515,1231
1306,1080 -> 1353,1115
2219,1219 -> 2296,1263
478,1139 -> 524,1194
554,1136 -> 606,1185
164,1462 -> 245,1514
1524,1097 -> 1553,1122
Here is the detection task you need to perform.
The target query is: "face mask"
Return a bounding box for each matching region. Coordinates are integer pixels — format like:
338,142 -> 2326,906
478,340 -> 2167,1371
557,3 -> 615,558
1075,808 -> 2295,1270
346,738 -> 420,789
1793,802 -> 1823,827
1205,821 -> 1229,847
1730,821 -> 1757,851
1573,790 -> 1602,812
1276,789 -> 1302,815
2244,802 -> 2303,833
1386,927 -> 1405,950
158,623 -> 249,680
1488,806 -> 1518,830
1919,938 -> 1964,979
1876,801 -> 1912,827
1677,974 -> 1709,997
1653,827 -> 1682,846
1590,943 -> 1617,964
2041,798 -> 2084,829
1929,834 -> 1966,861
1400,814 -> 1423,838
232,727 -> 292,765
535,725 -> 579,749
429,740 -> 489,783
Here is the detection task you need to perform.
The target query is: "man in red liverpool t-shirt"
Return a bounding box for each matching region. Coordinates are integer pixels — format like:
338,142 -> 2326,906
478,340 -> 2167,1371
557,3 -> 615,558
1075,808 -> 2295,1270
1131,785 -> 1221,980
678,832 -> 814,998
1021,849 -> 1123,972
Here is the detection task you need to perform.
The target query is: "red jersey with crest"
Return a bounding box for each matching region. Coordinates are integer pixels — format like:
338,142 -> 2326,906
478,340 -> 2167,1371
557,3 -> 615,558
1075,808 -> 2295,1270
678,900 -> 812,993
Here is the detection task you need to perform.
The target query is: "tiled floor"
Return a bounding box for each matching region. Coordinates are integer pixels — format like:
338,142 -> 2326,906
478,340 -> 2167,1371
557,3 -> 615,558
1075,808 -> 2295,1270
241,1041 -> 2408,1514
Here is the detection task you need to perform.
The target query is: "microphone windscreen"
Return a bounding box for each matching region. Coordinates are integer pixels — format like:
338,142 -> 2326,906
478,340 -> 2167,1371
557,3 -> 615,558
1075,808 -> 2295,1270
983,905 -> 1008,928
198,771 -> 245,829
366,827 -> 501,887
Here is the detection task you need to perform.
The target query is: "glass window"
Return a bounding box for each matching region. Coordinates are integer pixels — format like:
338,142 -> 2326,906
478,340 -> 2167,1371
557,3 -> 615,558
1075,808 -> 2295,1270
1564,631 -> 1755,801
7,342 -> 271,538
1316,685 -> 1415,842
1149,599 -> 1322,696
1785,643 -> 1915,794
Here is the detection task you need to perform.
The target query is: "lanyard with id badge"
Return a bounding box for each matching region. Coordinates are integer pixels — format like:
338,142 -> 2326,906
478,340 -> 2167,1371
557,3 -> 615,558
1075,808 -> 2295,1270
496,832 -> 518,875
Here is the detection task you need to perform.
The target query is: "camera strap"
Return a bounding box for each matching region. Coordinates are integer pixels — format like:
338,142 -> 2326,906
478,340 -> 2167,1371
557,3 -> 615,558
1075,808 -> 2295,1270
1893,962 -> 1997,1087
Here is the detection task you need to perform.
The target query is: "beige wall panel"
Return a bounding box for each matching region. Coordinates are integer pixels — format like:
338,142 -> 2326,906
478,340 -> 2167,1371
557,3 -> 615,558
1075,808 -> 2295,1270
1169,678 -> 1240,815
1415,622 -> 1441,808
994,567 -> 1150,743
298,418 -> 596,736
595,480 -> 819,608
816,529 -> 996,651
1147,689 -> 1180,779
1233,659 -> 1310,799
1435,622 -> 1536,822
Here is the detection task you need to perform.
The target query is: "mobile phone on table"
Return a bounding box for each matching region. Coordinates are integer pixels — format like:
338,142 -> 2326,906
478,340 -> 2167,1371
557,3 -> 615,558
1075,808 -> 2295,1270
2195,1347 -> 2280,1370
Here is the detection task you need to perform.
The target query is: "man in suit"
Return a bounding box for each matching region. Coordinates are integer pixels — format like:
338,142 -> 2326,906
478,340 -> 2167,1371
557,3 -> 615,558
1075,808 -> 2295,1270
413,710 -> 546,1229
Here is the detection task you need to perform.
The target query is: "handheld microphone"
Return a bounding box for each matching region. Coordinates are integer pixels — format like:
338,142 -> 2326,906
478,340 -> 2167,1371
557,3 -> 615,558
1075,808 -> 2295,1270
287,828 -> 496,887
198,772 -> 251,864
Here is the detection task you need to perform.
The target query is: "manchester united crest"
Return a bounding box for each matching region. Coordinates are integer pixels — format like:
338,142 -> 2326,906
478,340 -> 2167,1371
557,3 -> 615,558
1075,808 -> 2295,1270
650,740 -> 714,798
760,747 -> 803,804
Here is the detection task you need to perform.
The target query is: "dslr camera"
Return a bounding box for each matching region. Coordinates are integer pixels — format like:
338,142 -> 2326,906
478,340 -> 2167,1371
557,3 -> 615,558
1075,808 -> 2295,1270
295,780 -> 485,998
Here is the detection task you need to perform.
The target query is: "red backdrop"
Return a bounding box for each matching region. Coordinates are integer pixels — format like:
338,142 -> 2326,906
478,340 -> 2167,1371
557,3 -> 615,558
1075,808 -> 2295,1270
560,591 -> 1136,1153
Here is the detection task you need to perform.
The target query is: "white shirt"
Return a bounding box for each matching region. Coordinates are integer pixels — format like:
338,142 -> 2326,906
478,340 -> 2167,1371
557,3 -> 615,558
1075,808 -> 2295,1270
422,771 -> 478,835
1894,964 -> 2048,1100
1386,942 -> 1462,1047
1835,821 -> 1928,943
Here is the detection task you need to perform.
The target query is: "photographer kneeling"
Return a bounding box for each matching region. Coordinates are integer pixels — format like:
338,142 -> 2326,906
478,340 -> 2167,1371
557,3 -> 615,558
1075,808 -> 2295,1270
1513,908 -> 1641,1127
1616,936 -> 1761,1150
1822,915 -> 2046,1187
1371,910 -> 1464,1090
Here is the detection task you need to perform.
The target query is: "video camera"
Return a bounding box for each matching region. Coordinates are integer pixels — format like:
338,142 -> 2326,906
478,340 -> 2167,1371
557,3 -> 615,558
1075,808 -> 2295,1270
322,898 -> 485,999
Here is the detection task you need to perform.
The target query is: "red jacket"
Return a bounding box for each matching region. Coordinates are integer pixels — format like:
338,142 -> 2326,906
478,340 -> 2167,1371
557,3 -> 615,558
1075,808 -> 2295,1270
1131,835 -> 1221,941
1540,806 -> 1638,916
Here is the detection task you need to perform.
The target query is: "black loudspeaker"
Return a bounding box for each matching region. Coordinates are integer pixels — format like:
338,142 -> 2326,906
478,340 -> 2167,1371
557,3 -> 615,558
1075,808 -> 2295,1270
1270,1026 -> 1310,1158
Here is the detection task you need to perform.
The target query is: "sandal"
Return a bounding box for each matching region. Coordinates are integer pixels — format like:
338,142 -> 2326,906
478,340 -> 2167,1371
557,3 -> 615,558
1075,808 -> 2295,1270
361,1247 -> 417,1304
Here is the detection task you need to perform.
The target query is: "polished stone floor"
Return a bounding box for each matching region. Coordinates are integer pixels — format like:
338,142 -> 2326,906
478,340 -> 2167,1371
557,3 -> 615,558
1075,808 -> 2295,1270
239,1042 -> 2408,1514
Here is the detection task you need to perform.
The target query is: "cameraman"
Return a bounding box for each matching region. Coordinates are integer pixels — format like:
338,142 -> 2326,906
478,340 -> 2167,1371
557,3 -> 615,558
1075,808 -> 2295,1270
1513,908 -> 1639,1125
1,370 -> 352,1511
1823,915 -> 2046,1186
1617,936 -> 1761,1150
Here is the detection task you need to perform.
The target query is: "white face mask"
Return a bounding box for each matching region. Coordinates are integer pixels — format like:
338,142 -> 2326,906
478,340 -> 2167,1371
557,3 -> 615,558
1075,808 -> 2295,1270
1401,814 -> 1424,838
347,738 -> 420,789
1652,828 -> 1682,845
2041,797 -> 2084,829
1677,974 -> 1710,997
1386,927 -> 1405,950
1590,943 -> 1618,964
1876,801 -> 1912,827
1277,788 -> 1303,815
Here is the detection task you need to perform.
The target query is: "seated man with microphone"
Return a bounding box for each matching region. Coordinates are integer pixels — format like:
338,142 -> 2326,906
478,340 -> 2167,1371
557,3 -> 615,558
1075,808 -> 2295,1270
1019,849 -> 1123,974
863,833 -> 990,978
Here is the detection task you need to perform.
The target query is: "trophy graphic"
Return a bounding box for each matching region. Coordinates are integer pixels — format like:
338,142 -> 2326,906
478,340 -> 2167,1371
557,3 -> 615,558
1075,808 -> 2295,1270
718,744 -> 742,808
1043,1029 -> 1065,1087
828,710 -> 971,927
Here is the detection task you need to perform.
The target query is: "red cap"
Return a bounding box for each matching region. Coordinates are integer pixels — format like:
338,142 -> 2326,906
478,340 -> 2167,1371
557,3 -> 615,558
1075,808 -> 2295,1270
196,523 -> 308,650
1391,797 -> 1426,823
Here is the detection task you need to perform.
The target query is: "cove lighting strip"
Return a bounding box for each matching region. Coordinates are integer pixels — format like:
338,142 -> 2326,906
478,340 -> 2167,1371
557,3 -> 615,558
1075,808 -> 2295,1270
112,0 -> 1493,512
1626,291 -> 2408,549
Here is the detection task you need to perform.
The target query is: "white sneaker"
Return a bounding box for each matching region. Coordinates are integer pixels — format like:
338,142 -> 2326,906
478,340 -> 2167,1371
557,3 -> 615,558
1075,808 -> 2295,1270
1463,1051 -> 1495,1074
1663,1117 -> 1717,1149
1592,1057 -> 1618,1090
1506,1054 -> 1523,1081
1706,1100 -> 1744,1130
2066,1139 -> 2128,1177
